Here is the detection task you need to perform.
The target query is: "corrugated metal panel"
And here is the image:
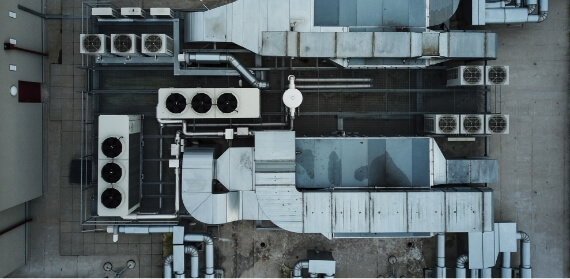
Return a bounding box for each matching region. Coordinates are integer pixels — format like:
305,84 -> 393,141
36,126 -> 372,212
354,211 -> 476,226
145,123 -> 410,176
445,191 -> 484,232
303,192 -> 332,233
407,191 -> 445,232
254,131 -> 296,161
370,192 -> 407,232
332,192 -> 370,233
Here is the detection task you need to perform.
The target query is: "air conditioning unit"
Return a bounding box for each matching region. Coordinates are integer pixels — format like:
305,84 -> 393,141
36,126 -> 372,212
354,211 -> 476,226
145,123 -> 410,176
111,34 -> 143,56
142,34 -> 174,56
485,66 -> 509,85
150,8 -> 174,18
91,7 -> 118,18
97,115 -> 142,217
460,114 -> 485,135
80,34 -> 113,56
156,88 -> 260,119
446,66 -> 484,86
121,7 -> 148,18
424,114 -> 460,135
485,114 -> 509,134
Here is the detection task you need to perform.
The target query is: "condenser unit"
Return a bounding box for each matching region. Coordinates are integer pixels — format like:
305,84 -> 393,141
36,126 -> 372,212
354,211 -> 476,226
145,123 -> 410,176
485,66 -> 510,85
111,34 -> 143,56
460,114 -> 485,135
80,34 -> 113,56
121,7 -> 148,18
156,88 -> 260,119
424,114 -> 460,135
150,8 -> 174,18
97,115 -> 142,217
485,114 -> 509,134
91,7 -> 118,18
446,66 -> 485,86
142,34 -> 174,56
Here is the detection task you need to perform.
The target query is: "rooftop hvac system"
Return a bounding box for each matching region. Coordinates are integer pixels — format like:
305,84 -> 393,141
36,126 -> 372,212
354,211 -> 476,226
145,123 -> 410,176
446,66 -> 485,86
97,115 -> 142,217
460,115 -> 485,135
142,34 -> 174,56
91,7 -> 118,18
121,7 -> 148,18
111,34 -> 143,56
485,114 -> 509,134
424,114 -> 460,134
485,66 -> 510,85
157,88 -> 260,119
150,8 -> 174,18
80,34 -> 113,56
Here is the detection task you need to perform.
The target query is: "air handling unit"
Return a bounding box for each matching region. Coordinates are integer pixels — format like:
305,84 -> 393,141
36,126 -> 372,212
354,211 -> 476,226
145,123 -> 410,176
460,115 -> 485,135
157,88 -> 260,119
485,114 -> 510,134
424,114 -> 460,135
80,34 -> 113,56
111,34 -> 143,57
447,66 -> 484,86
486,66 -> 510,85
91,7 -> 118,18
121,7 -> 148,18
97,115 -> 142,217
142,34 -> 174,56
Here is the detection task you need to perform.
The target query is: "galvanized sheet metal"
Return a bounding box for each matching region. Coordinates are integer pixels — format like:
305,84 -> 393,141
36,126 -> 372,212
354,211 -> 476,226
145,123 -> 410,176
333,192 -> 370,233
215,148 -> 254,191
370,192 -> 408,232
407,191 -> 445,232
304,192 -> 333,233
254,131 -> 296,161
445,191 -> 484,232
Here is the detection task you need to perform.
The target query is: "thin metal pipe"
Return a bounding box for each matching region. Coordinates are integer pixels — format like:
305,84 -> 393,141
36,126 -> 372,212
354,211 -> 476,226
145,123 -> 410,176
184,245 -> 199,278
436,233 -> 446,278
501,252 -> 512,278
517,231 -> 531,278
183,234 -> 215,278
481,268 -> 491,278
164,254 -> 173,278
295,78 -> 372,83
455,255 -> 468,278
295,84 -> 372,89
470,269 -> 479,278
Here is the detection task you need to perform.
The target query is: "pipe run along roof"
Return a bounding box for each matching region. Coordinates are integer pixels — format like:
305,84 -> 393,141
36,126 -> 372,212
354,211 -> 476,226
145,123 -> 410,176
181,132 -> 496,238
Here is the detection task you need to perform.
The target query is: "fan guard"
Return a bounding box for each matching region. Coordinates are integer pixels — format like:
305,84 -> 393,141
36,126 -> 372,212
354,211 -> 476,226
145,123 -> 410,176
144,35 -> 163,52
101,188 -> 122,209
101,137 -> 123,158
217,93 -> 238,114
166,93 -> 187,114
82,35 -> 102,53
101,162 -> 122,183
463,116 -> 482,133
463,67 -> 482,84
191,93 -> 213,114
489,67 -> 507,84
438,116 -> 457,133
113,34 -> 133,52
488,115 -> 507,133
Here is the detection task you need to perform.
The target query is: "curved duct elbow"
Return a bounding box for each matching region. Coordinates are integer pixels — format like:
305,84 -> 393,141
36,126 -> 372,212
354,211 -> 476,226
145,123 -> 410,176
184,245 -> 199,257
537,11 -> 547,22
292,260 -> 310,278
527,4 -> 537,14
164,254 -> 174,265
517,231 -> 530,243
456,254 -> 469,268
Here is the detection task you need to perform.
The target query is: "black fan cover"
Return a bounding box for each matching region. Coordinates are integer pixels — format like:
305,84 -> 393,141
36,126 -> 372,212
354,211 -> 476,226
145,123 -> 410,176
113,35 -> 133,52
101,137 -> 123,158
101,162 -> 122,183
166,93 -> 187,113
144,35 -> 162,52
191,93 -> 213,113
83,35 -> 102,53
217,93 -> 238,113
101,188 -> 122,209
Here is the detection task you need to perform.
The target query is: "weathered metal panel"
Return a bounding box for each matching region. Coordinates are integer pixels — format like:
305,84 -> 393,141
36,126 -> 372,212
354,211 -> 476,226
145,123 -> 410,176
304,192 -> 333,233
356,0 -> 383,26
299,33 -> 336,57
386,138 -> 413,187
261,32 -> 286,56
382,0 -> 409,27
445,191 -> 483,232
267,1 -> 290,31
203,4 -> 227,41
482,189 -> 494,231
314,138 -> 342,187
432,140 -> 447,184
287,32 -> 299,57
483,231 -> 496,268
336,32 -> 373,58
341,139 -> 369,187
370,192 -> 407,232
254,131 -> 296,161
407,191 -> 445,232
216,148 -> 254,191
367,139 -> 387,187
242,0 -> 262,53
448,32 -> 486,58
468,232 -> 484,269
447,160 -> 470,184
470,159 -> 498,183
255,172 -> 295,186
422,32 -> 440,56
412,138 -> 431,187
241,191 -> 259,220
314,0 -> 339,26
332,192 -> 370,233
182,148 -> 214,193
408,0 -> 427,27
497,223 -> 517,252
295,138 -> 316,187
256,185 -> 303,223
373,33 -> 412,58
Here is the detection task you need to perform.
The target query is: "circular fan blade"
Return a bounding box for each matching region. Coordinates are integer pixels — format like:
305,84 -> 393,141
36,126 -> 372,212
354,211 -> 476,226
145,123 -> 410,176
83,35 -> 102,53
191,93 -> 213,113
463,116 -> 482,133
463,67 -> 482,84
144,35 -> 162,52
489,116 -> 507,133
166,93 -> 187,114
489,67 -> 506,84
438,116 -> 457,133
101,137 -> 123,158
217,93 -> 238,113
101,162 -> 122,183
101,188 -> 122,209
114,34 -> 133,52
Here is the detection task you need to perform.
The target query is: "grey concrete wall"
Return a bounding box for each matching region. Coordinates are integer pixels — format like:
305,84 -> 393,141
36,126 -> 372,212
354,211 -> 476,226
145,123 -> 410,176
0,204 -> 27,277
0,0 -> 44,212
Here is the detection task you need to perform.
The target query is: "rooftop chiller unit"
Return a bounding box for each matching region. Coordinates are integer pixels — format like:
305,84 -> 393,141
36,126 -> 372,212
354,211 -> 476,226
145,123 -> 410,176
485,114 -> 510,134
80,34 -> 113,56
447,66 -> 485,86
111,34 -> 143,56
424,114 -> 460,135
460,114 -> 485,135
157,88 -> 261,119
486,66 -> 510,85
97,115 -> 142,217
142,34 -> 174,56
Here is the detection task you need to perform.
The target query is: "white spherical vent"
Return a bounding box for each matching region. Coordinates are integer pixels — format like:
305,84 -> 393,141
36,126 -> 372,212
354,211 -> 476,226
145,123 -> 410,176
283,88 -> 303,109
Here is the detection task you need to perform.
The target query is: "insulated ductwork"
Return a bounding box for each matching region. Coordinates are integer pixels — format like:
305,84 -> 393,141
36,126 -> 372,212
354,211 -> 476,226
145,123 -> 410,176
292,260 -> 309,278
178,53 -> 269,89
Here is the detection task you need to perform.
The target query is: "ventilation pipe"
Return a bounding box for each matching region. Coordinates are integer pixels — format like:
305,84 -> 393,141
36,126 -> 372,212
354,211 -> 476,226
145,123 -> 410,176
485,0 -> 548,23
184,234 -> 215,278
185,245 -> 200,278
435,233 -> 446,278
517,231 -> 531,278
292,260 -> 310,278
455,254 -> 468,278
470,269 -> 480,278
501,252 -> 512,278
164,254 -> 174,278
178,53 -> 270,89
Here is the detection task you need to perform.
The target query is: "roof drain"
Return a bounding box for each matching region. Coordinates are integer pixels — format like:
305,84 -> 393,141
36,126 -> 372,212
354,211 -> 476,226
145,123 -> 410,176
178,53 -> 270,89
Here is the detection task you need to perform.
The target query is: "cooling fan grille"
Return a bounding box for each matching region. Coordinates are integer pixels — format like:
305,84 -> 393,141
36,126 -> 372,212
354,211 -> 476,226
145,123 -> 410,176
217,93 -> 238,114
144,35 -> 163,52
489,67 -> 507,84
113,34 -> 133,52
101,188 -> 122,209
191,93 -> 213,114
166,93 -> 187,114
82,35 -> 102,53
101,137 -> 123,158
438,116 -> 457,133
488,116 -> 507,133
463,67 -> 482,84
463,116 -> 482,133
101,162 -> 122,184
